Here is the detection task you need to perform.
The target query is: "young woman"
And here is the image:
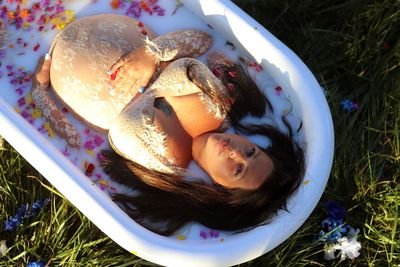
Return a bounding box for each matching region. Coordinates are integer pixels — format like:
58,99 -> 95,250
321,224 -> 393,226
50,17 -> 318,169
32,14 -> 305,235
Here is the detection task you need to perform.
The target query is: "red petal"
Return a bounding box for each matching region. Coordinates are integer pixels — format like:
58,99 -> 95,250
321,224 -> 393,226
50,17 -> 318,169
33,43 -> 40,52
110,68 -> 119,81
85,163 -> 95,176
228,71 -> 237,78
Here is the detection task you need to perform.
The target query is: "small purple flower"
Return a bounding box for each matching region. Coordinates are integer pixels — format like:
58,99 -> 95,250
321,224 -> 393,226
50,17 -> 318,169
93,135 -> 104,146
15,87 -> 24,95
84,140 -> 95,150
20,110 -> 30,119
18,97 -> 26,107
209,230 -> 219,238
200,230 -> 207,239
157,9 -> 165,16
62,147 -> 71,157
27,14 -> 36,23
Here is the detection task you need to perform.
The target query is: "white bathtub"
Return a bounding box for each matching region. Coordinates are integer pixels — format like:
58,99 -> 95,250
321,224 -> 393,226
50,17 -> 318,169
0,0 -> 334,266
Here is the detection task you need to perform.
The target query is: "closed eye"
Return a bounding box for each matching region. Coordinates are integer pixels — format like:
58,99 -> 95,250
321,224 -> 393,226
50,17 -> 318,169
246,147 -> 256,158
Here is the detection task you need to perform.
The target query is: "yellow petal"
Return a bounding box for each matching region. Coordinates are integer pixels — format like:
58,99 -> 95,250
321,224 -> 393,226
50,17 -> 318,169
86,149 -> 94,157
176,235 -> 187,240
31,109 -> 41,119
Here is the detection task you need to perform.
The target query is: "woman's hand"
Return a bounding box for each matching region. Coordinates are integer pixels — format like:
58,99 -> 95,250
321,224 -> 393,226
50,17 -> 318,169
33,54 -> 51,88
108,46 -> 158,92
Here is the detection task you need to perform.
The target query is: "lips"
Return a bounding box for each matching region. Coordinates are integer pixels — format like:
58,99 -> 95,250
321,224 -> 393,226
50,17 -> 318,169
218,138 -> 230,156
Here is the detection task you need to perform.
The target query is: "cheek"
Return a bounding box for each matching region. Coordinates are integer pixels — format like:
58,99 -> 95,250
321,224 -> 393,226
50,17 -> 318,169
209,159 -> 235,186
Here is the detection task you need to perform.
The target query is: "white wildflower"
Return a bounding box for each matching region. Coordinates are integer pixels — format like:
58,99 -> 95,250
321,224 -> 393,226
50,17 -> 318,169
0,240 -> 8,257
336,236 -> 362,260
323,243 -> 340,260
324,236 -> 362,261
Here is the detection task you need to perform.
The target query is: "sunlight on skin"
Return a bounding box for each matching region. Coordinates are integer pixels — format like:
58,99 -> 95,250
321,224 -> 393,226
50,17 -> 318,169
192,132 -> 274,190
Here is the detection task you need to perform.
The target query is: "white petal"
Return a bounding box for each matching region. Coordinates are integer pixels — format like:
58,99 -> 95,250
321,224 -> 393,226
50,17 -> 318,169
0,240 -> 8,257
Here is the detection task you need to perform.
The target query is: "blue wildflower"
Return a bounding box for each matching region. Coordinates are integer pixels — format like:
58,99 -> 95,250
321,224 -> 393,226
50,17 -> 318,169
4,216 -> 20,231
31,198 -> 50,217
16,203 -> 29,218
3,198 -> 50,232
319,201 -> 362,260
326,201 -> 346,220
341,99 -> 359,112
26,260 -> 46,267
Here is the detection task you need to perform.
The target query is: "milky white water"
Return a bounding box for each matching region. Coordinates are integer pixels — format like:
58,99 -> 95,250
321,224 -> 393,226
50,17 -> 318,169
0,0 -> 302,241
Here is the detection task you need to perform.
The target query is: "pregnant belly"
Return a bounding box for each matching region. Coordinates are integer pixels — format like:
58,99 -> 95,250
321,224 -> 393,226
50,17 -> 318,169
49,14 -> 155,131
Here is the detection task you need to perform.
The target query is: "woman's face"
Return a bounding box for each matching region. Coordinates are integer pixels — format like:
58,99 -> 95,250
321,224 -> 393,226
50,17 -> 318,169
192,133 -> 274,190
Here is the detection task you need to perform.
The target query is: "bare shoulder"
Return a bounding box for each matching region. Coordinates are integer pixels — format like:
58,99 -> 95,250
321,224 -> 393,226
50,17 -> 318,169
165,93 -> 224,138
152,99 -> 193,168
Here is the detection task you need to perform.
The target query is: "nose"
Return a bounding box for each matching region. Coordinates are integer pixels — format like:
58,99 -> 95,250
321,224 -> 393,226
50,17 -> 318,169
229,146 -> 245,161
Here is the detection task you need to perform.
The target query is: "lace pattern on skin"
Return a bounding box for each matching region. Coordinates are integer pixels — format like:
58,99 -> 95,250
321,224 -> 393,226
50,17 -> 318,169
206,51 -> 235,70
50,14 -> 154,130
145,30 -> 213,62
150,58 -> 229,119
109,92 -> 184,174
32,83 -> 81,148
0,19 -> 7,48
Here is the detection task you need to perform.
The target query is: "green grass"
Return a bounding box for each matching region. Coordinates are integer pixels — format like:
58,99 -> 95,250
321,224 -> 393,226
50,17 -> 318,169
1,0 -> 399,266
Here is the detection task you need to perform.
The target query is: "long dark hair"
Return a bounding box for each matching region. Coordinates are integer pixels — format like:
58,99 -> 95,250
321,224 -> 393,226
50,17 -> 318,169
101,61 -> 305,235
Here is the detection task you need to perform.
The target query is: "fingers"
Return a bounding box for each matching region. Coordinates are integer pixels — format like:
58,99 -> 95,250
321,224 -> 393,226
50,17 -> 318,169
110,67 -> 126,88
41,53 -> 52,71
110,71 -> 141,94
35,56 -> 45,74
110,67 -> 138,90
35,53 -> 51,73
34,53 -> 52,87
114,76 -> 133,93
108,56 -> 126,74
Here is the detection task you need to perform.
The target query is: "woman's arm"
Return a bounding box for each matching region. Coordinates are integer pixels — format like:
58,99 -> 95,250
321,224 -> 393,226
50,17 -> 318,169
109,30 -> 213,92
145,30 -> 213,62
32,56 -> 80,148
149,58 -> 232,137
150,58 -> 228,99
206,51 -> 235,71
